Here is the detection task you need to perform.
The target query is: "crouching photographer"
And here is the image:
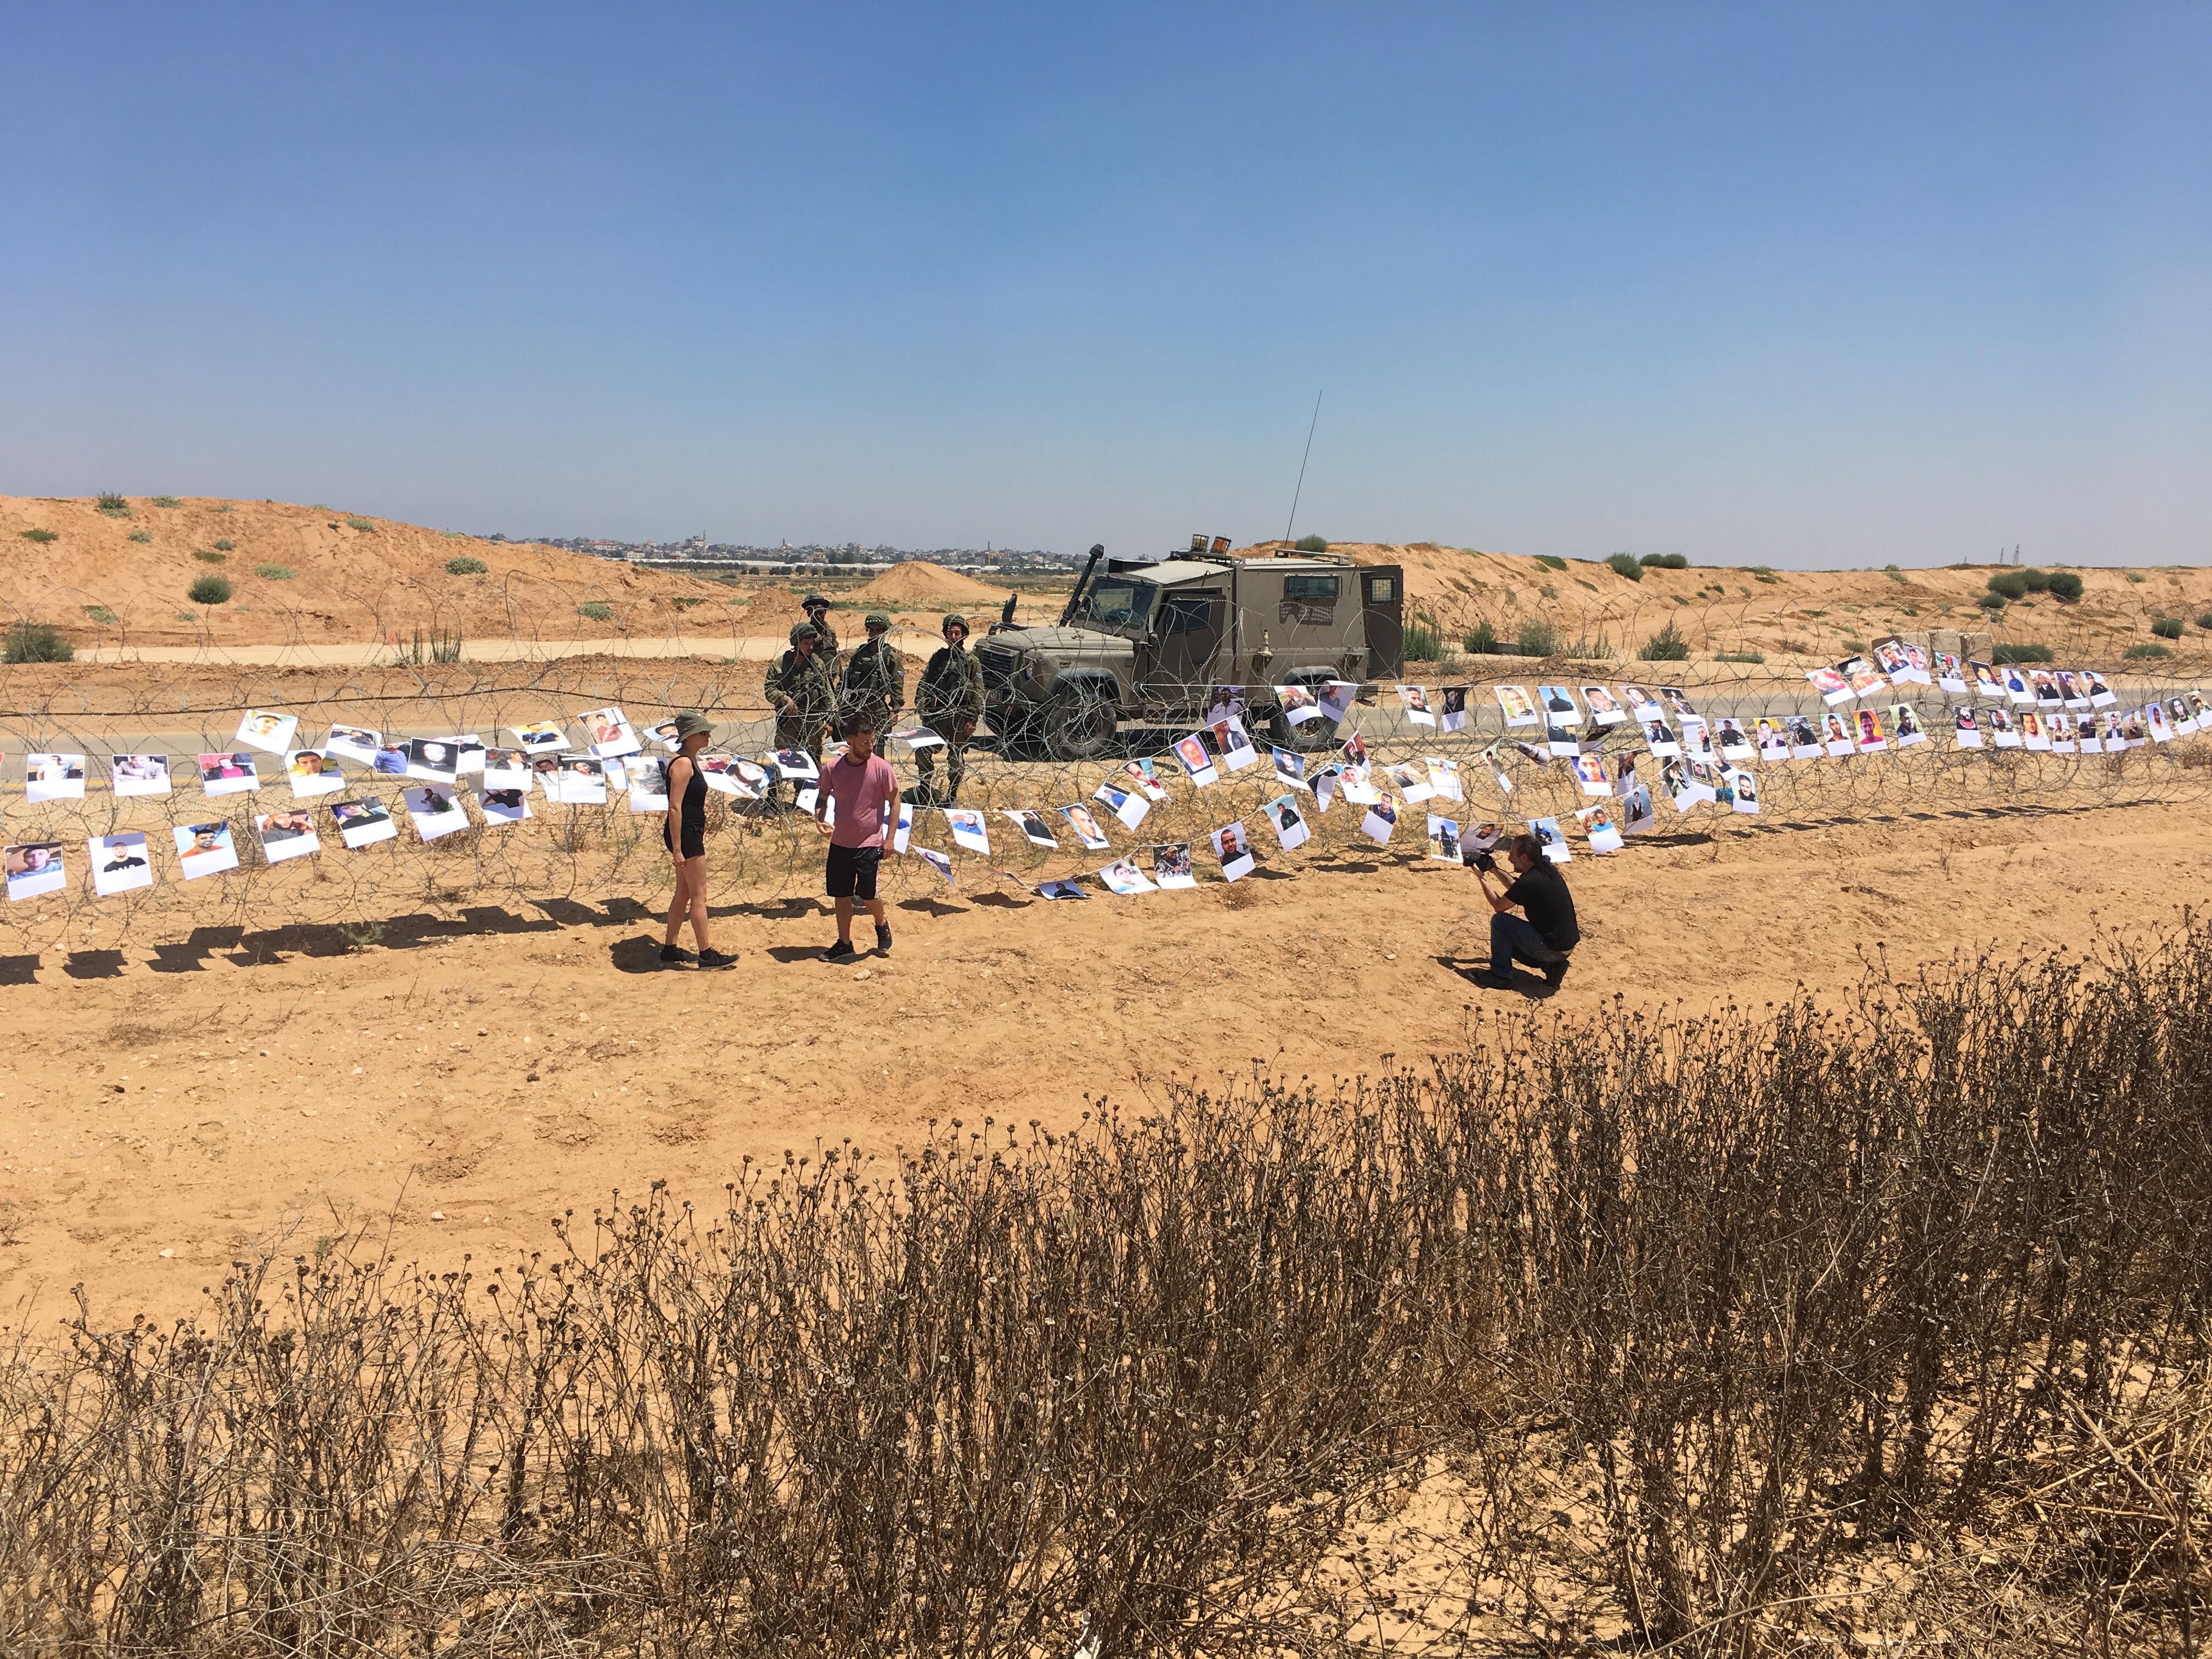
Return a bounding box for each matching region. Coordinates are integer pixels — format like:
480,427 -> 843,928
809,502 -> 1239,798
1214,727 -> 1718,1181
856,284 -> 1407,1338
1470,832 -> 1578,991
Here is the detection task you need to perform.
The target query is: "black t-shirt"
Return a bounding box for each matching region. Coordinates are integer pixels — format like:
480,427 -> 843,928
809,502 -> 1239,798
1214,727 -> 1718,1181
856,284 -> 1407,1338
1504,862 -> 1579,951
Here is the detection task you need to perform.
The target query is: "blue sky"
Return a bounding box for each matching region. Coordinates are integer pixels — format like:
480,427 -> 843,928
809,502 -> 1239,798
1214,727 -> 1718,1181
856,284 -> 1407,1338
3,4 -> 2206,567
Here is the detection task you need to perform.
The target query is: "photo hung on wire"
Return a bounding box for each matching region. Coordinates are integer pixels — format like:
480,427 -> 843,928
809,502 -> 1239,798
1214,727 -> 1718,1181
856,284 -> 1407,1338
253,809 -> 320,863
89,831 -> 153,897
111,753 -> 172,797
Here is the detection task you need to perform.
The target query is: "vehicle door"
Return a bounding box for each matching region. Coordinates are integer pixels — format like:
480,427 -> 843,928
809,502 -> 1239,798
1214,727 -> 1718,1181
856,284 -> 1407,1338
1139,588 -> 1227,707
1360,569 -> 1404,679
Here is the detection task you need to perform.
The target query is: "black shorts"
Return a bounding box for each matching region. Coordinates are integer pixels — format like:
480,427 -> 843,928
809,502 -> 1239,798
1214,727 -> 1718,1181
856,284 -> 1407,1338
666,823 -> 704,860
826,842 -> 881,900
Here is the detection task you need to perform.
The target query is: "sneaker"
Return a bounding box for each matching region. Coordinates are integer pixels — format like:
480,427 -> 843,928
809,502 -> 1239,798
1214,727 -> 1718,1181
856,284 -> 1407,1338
825,939 -> 859,963
874,924 -> 893,955
1542,956 -> 1571,990
696,947 -> 738,971
1472,969 -> 1519,990
659,945 -> 696,968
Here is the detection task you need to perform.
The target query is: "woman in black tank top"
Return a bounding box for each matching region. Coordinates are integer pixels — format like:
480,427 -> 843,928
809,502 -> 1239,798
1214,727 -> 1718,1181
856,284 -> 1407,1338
660,712 -> 734,969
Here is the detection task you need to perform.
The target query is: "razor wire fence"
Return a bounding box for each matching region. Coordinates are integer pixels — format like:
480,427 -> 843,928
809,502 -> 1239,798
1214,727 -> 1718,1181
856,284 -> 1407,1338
0,627 -> 2207,957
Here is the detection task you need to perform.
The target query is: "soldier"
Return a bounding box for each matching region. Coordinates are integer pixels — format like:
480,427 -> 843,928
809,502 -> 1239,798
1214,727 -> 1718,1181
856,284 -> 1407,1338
840,611 -> 905,732
800,594 -> 840,678
764,621 -> 836,798
913,612 -> 985,807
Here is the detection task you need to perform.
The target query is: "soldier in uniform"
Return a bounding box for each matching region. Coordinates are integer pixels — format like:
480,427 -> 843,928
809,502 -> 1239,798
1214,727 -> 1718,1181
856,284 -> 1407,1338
913,612 -> 985,807
840,611 -> 905,732
800,594 -> 840,678
764,620 -> 836,799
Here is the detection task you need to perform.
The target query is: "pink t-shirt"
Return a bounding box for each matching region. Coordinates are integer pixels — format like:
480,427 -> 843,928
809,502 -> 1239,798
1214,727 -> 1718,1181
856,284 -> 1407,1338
822,751 -> 898,849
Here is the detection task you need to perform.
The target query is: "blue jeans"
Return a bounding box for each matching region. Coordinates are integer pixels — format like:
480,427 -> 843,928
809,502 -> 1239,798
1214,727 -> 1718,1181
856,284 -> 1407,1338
1491,911 -> 1566,977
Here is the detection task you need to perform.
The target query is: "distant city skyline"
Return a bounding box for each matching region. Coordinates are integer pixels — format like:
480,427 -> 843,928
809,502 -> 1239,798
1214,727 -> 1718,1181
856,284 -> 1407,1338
3,6 -> 2207,570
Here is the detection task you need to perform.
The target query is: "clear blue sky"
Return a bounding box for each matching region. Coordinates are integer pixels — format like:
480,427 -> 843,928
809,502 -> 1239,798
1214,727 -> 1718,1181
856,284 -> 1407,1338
4,4 -> 2206,567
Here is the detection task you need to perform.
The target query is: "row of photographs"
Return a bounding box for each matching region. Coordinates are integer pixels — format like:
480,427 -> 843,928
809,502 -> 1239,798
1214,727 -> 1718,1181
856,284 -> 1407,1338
9,691 -> 2209,904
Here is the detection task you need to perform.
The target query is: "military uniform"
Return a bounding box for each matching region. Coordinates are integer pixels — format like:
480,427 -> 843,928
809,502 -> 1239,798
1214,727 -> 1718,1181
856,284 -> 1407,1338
840,613 -> 905,731
764,624 -> 836,786
801,597 -> 841,679
914,615 -> 985,806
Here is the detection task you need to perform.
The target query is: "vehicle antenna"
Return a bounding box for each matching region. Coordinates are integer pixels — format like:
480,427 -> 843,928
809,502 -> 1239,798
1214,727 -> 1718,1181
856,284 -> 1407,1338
1283,390 -> 1323,546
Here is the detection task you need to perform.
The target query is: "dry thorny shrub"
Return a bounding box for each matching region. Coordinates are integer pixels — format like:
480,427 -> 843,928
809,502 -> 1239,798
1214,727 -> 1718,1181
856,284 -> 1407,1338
2,926 -> 2210,1656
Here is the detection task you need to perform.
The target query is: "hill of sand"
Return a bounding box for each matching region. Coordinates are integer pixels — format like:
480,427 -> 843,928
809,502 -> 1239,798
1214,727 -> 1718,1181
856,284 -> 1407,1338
1242,540 -> 2212,663
0,495 -> 735,648
854,560 -> 1011,607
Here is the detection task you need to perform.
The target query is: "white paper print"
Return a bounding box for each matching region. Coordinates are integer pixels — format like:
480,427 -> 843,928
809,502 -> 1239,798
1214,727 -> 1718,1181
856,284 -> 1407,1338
3,843 -> 66,900
1210,821 -> 1255,881
1262,793 -> 1310,850
1425,814 -> 1462,863
480,787 -> 532,825
25,753 -> 86,802
253,809 -> 321,864
1097,856 -> 1156,895
330,797 -> 399,848
579,706 -> 642,759
1397,685 -> 1436,726
285,749 -> 343,798
89,831 -> 154,896
1061,802 -> 1111,850
945,808 -> 991,853
198,753 -> 259,797
1528,816 -> 1571,862
1093,782 -> 1149,832
1150,843 -> 1197,889
326,724 -> 385,765
173,821 -> 240,878
111,753 -> 172,797
1172,732 -> 1218,787
1359,796 -> 1398,846
1493,685 -> 1538,728
404,786 -> 471,840
234,709 -> 298,756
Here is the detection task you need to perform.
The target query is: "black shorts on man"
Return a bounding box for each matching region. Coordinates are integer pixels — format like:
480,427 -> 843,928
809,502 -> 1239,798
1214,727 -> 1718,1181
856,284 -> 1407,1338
826,843 -> 881,901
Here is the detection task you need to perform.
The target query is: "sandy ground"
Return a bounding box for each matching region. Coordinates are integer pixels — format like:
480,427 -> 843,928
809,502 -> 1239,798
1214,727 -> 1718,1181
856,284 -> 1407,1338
3,787 -> 2204,1324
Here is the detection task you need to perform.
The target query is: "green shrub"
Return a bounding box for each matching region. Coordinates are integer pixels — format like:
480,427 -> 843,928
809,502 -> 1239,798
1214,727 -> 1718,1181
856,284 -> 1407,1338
256,562 -> 297,580
127,529 -> 152,544
1463,619 -> 1501,654
1605,552 -> 1644,581
2126,571 -> 2146,583
347,517 -> 375,532
3,621 -> 74,663
193,549 -> 227,563
2019,568 -> 2050,592
1987,571 -> 2029,600
669,595 -> 705,610
1402,617 -> 1443,661
1534,555 -> 1567,572
2151,616 -> 2183,640
2198,611 -> 2212,631
2047,571 -> 2083,602
1744,565 -> 1774,577
95,493 -> 129,515
1293,534 -> 1328,552
1640,552 -> 1689,569
1883,563 -> 1906,583
212,538 -> 235,551
1976,592 -> 2007,611
444,555 -> 490,575
1714,650 -> 1764,663
1991,642 -> 2052,664
152,495 -> 182,509
20,527 -> 57,544
1639,620 -> 1690,661
577,601 -> 613,622
213,503 -> 234,513
1514,617 -> 1558,658
2126,642 -> 2172,659
188,574 -> 233,605
82,604 -> 119,625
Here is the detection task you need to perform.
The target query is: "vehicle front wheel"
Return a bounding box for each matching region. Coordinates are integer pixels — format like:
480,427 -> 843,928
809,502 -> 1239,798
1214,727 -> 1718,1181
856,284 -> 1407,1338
1273,709 -> 1342,754
1045,684 -> 1118,760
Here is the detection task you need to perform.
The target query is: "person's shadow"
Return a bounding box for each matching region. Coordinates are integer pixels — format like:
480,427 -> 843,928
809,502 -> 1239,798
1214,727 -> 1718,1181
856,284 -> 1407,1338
1435,954 -> 1548,997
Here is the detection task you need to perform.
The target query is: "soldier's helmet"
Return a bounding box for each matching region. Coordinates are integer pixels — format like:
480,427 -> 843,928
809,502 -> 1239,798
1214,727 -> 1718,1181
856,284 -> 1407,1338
789,621 -> 821,646
864,612 -> 891,632
941,613 -> 968,637
802,594 -> 831,611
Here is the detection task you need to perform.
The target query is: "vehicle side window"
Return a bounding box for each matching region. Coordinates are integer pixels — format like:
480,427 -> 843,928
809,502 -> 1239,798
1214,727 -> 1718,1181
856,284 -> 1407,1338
1158,592 -> 1220,635
1364,575 -> 1395,602
1283,575 -> 1340,601
1280,572 -> 1338,626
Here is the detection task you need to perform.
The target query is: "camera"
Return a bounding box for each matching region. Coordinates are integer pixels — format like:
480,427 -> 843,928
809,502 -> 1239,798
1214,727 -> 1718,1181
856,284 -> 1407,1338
1471,849 -> 1497,873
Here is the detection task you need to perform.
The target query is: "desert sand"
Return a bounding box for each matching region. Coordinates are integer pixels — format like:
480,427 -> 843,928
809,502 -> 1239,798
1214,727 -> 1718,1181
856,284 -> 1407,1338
3,782 -> 2204,1321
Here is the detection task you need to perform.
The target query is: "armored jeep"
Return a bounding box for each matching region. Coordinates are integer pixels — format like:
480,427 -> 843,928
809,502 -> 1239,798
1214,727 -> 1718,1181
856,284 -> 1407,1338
979,536 -> 1406,759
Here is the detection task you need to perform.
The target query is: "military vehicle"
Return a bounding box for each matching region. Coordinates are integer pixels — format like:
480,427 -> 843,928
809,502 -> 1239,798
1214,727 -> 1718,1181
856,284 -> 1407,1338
979,535 -> 1406,759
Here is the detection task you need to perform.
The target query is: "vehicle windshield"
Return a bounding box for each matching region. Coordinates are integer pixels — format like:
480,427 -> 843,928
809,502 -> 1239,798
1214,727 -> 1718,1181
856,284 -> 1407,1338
1069,577 -> 1157,635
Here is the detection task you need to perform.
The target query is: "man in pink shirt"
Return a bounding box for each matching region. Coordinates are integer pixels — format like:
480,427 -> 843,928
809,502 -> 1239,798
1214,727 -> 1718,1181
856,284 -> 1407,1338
814,712 -> 902,962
